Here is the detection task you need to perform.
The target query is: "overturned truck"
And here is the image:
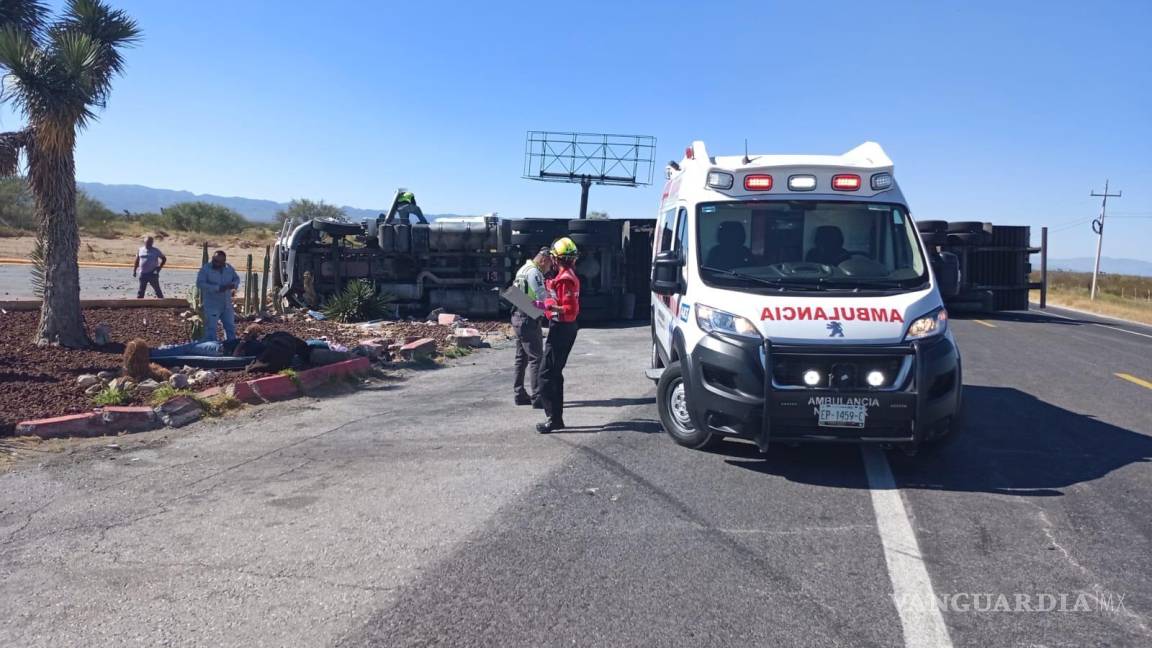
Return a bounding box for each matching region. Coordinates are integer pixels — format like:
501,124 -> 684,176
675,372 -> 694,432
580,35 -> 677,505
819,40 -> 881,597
275,192 -> 655,322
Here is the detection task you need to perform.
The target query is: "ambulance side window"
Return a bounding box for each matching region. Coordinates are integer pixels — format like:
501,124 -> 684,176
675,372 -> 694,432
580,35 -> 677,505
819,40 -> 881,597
659,208 -> 676,252
674,208 -> 688,256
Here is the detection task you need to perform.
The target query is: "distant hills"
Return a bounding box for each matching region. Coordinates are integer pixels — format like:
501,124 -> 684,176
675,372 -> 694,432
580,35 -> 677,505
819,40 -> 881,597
78,182 -> 388,223
1049,257 -> 1152,277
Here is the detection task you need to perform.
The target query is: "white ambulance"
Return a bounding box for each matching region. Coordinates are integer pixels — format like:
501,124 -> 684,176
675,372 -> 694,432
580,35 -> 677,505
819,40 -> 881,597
649,141 -> 962,452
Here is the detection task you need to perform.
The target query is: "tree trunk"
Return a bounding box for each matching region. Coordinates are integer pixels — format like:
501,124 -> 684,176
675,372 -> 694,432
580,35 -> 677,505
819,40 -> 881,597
28,125 -> 89,347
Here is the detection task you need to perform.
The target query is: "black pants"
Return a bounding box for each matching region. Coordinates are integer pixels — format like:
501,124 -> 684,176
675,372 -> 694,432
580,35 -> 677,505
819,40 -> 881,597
511,310 -> 543,400
538,321 -> 578,425
137,271 -> 164,298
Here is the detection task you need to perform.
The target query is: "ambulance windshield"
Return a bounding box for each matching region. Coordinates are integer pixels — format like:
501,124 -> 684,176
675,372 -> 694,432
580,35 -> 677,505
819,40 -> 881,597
696,201 -> 928,291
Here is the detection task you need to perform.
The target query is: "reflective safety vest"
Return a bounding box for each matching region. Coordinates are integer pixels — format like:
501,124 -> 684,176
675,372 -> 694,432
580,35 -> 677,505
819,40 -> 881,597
513,260 -> 546,301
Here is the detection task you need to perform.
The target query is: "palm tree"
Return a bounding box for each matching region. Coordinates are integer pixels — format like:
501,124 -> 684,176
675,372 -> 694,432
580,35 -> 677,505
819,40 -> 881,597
0,1 -> 139,347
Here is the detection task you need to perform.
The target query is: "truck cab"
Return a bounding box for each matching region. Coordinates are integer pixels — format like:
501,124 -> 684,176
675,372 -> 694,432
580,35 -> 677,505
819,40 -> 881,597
650,141 -> 962,452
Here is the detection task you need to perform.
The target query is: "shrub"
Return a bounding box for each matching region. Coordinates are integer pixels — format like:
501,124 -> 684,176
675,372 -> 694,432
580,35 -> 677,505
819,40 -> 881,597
158,202 -> 249,235
93,385 -> 129,407
322,280 -> 395,323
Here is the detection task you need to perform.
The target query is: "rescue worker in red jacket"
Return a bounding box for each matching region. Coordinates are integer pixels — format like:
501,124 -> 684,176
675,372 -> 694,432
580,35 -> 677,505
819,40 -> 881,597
536,237 -> 581,433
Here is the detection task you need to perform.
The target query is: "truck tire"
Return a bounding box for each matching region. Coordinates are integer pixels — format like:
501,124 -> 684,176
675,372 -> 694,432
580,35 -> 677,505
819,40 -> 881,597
947,221 -> 986,234
657,362 -> 718,450
920,231 -> 949,246
946,232 -> 986,246
570,232 -> 609,247
916,220 -> 948,234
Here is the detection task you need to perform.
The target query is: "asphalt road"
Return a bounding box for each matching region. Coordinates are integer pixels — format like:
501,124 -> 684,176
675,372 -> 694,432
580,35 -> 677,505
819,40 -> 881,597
1,307 -> 1150,647
0,265 -> 198,300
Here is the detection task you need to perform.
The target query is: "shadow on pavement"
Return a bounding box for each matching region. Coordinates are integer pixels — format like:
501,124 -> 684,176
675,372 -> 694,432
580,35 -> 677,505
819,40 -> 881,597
548,418 -> 663,435
952,311 -> 1089,327
566,397 -> 656,408
724,385 -> 1152,495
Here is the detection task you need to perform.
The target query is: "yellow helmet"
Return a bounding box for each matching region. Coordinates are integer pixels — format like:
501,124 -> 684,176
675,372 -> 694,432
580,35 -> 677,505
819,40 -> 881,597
551,236 -> 578,258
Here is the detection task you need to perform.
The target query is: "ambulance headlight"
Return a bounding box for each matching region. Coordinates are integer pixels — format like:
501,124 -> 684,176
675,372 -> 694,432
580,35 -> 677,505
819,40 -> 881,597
803,370 -> 822,386
707,171 -> 734,190
904,308 -> 948,340
696,304 -> 761,339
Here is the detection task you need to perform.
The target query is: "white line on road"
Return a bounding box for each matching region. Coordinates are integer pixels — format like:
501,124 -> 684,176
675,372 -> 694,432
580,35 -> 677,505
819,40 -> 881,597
862,446 -> 954,648
1036,307 -> 1152,340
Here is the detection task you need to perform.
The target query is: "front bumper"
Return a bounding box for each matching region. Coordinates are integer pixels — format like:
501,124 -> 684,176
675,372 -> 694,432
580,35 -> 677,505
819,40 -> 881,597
682,333 -> 960,444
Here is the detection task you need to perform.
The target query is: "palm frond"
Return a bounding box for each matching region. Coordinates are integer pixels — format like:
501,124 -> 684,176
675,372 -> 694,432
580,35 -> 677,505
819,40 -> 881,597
0,130 -> 29,176
29,234 -> 45,298
0,1 -> 49,40
57,0 -> 140,104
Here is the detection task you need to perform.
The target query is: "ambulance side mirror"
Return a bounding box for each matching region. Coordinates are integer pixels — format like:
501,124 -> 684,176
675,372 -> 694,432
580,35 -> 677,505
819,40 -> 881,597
651,250 -> 684,295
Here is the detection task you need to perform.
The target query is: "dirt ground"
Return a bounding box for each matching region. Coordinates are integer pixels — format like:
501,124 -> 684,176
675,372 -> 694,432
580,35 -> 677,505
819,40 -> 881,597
0,229 -> 277,268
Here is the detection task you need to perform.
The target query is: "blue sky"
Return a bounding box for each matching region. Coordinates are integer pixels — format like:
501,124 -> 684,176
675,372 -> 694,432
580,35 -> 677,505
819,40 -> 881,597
3,0 -> 1150,260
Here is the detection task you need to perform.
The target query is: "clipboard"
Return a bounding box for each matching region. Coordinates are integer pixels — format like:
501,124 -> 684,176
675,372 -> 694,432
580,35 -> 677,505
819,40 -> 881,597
500,286 -> 546,319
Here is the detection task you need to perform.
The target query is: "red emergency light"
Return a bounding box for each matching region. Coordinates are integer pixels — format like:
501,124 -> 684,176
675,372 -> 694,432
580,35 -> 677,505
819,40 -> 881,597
832,174 -> 861,191
744,174 -> 773,191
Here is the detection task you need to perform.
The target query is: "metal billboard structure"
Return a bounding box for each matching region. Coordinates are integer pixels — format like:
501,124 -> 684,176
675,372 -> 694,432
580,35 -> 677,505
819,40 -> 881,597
523,131 -> 656,219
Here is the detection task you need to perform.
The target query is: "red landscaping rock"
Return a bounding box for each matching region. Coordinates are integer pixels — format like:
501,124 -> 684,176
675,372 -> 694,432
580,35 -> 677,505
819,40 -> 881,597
400,337 -> 437,360
298,357 -> 371,393
15,413 -> 101,439
437,313 -> 459,326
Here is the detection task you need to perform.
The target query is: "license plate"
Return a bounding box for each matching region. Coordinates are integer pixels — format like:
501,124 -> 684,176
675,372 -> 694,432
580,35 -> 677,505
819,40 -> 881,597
817,403 -> 867,428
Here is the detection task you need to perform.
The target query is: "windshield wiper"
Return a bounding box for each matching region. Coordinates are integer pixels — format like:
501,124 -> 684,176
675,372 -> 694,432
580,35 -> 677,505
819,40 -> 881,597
700,266 -> 825,291
820,277 -> 929,292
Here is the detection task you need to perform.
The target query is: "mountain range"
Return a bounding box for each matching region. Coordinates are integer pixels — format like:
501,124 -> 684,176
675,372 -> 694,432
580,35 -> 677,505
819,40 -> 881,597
78,182 -> 389,222
1048,257 -> 1152,277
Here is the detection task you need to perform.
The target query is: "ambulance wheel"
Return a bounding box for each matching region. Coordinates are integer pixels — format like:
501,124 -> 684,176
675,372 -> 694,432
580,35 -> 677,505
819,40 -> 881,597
657,362 -> 718,450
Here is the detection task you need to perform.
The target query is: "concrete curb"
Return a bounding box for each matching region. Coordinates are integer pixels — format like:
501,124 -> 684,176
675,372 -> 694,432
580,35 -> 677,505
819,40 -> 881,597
16,358 -> 374,439
297,357 -> 371,393
17,406 -> 159,439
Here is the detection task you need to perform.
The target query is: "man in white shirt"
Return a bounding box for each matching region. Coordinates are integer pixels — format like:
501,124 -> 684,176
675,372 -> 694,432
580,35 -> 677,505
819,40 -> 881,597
133,236 -> 167,298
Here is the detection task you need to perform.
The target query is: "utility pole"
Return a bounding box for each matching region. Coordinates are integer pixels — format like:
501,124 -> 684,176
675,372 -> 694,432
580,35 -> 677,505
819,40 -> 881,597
1089,180 -> 1122,300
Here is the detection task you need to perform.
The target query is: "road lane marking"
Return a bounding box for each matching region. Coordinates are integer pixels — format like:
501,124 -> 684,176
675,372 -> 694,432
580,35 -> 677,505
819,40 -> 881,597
1115,373 -> 1152,391
1039,309 -> 1152,340
971,319 -> 997,328
862,447 -> 954,648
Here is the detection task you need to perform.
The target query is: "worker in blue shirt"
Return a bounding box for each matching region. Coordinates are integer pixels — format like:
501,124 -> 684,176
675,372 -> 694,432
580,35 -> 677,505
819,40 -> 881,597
196,250 -> 241,341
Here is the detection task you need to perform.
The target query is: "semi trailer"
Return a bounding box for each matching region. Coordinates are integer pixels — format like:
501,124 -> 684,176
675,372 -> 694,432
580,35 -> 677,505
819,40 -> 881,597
274,190 -> 655,322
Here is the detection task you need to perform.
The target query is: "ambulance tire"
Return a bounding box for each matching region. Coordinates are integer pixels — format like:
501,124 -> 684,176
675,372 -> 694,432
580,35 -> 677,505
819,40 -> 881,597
926,368 -> 964,445
916,220 -> 948,234
657,362 -> 719,450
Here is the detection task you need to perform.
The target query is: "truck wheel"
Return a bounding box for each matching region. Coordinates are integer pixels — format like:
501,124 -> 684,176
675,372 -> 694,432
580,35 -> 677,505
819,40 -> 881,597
916,220 -> 948,234
657,362 -> 717,450
947,221 -> 986,234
